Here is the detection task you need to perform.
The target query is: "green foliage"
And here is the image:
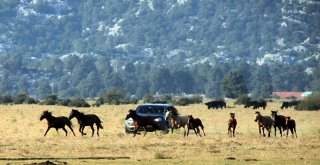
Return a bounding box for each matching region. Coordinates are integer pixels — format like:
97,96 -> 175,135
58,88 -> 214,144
295,92 -> 320,111
98,87 -> 137,105
0,95 -> 13,104
221,70 -> 247,99
12,94 -> 38,104
143,94 -> 172,104
172,95 -> 203,106
234,95 -> 251,105
68,97 -> 90,107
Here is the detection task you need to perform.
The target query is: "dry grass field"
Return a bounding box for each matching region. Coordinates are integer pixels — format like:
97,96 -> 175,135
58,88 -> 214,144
0,101 -> 319,164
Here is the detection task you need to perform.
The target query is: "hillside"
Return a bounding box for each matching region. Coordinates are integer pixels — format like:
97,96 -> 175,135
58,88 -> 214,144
0,0 -> 319,99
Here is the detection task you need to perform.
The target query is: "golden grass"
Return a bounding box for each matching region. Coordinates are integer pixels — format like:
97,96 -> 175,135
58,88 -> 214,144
0,101 -> 319,164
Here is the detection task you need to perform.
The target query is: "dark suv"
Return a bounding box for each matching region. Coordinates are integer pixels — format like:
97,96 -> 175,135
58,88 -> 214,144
125,103 -> 177,133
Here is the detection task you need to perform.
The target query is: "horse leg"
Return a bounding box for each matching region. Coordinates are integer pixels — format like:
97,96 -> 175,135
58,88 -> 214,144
258,126 -> 261,137
262,127 -> 266,137
232,127 -> 235,137
44,126 -> 52,136
67,124 -> 76,136
286,128 -> 289,137
290,128 -> 294,138
143,126 -> 147,137
79,125 -> 83,135
279,126 -> 282,137
96,124 -> 100,137
82,126 -> 87,135
294,127 -> 297,138
183,126 -> 186,137
186,127 -> 190,137
133,126 -> 139,137
274,126 -> 277,137
90,125 -> 95,137
62,127 -> 68,136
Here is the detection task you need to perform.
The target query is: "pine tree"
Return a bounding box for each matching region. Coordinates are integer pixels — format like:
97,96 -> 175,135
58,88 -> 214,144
221,70 -> 247,98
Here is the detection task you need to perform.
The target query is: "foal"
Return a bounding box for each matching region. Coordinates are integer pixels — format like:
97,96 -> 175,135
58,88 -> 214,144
40,110 -> 76,137
187,115 -> 206,137
286,117 -> 297,138
69,109 -> 103,137
228,113 -> 237,137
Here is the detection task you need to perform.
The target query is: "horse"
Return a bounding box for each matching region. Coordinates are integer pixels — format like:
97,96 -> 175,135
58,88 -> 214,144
254,111 -> 273,137
228,113 -> 237,137
165,110 -> 189,137
125,109 -> 158,137
271,110 -> 286,137
68,109 -> 103,137
187,115 -> 206,137
286,116 -> 297,138
40,110 -> 76,137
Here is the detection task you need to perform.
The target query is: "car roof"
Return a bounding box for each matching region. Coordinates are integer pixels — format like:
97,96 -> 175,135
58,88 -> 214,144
139,103 -> 173,107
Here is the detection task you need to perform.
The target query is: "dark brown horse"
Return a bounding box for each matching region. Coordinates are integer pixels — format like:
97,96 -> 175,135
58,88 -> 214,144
254,111 -> 273,137
271,110 -> 286,137
286,116 -> 297,138
125,109 -> 158,137
187,115 -> 206,137
69,109 -> 103,137
40,110 -> 76,137
228,113 -> 237,137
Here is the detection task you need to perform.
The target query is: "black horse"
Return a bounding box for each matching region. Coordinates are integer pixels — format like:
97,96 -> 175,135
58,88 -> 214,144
40,110 -> 76,137
125,109 -> 158,137
69,109 -> 103,137
271,111 -> 286,137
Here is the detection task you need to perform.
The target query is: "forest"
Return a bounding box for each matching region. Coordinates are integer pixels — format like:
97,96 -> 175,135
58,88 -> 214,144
0,0 -> 319,99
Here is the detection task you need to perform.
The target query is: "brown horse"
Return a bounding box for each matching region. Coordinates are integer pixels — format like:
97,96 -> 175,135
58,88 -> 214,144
125,109 -> 158,137
228,113 -> 237,137
187,115 -> 206,137
286,116 -> 297,138
254,111 -> 273,137
69,109 -> 103,137
165,110 -> 189,136
40,110 -> 76,137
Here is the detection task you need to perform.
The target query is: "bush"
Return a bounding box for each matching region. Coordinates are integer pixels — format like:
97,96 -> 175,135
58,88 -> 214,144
234,95 -> 251,105
13,94 -> 38,104
0,95 -> 13,104
57,98 -> 71,106
40,95 -> 59,105
68,97 -> 90,107
172,95 -> 203,106
295,92 -> 320,111
143,94 -> 172,103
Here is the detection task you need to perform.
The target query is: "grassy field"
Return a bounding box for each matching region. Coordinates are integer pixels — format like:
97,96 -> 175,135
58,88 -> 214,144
0,101 -> 319,164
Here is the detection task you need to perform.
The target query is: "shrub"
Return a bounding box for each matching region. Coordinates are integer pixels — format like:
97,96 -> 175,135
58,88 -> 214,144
41,95 -> 58,105
13,94 -> 38,104
68,97 -> 90,107
172,95 -> 203,106
0,95 -> 13,104
234,95 -> 251,105
24,97 -> 38,104
57,98 -> 71,106
143,94 -> 172,103
295,92 -> 320,111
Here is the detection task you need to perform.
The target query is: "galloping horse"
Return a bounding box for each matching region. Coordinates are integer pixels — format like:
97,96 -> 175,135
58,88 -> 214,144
187,115 -> 206,137
165,110 -> 189,137
69,109 -> 103,137
228,113 -> 237,137
125,109 -> 158,137
40,110 -> 76,137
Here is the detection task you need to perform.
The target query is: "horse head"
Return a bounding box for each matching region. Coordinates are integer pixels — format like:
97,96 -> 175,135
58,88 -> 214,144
125,109 -> 135,120
230,113 -> 235,118
69,109 -> 78,120
40,110 -> 51,121
271,110 -> 278,118
254,111 -> 261,122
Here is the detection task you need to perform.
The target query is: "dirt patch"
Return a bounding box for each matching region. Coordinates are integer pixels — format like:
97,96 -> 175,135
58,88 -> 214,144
225,157 -> 236,160
244,158 -> 258,161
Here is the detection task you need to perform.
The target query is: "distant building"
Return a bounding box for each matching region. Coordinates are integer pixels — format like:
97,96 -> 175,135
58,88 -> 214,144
272,92 -> 304,99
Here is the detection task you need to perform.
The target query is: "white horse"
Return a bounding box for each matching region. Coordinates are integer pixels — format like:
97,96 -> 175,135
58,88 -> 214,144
165,111 -> 189,136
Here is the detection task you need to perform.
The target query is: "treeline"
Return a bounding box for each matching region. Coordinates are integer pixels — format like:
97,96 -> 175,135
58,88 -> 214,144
0,55 -> 319,100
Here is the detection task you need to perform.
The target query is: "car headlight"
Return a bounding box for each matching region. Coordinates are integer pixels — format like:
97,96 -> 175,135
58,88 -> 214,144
126,118 -> 134,126
154,118 -> 162,122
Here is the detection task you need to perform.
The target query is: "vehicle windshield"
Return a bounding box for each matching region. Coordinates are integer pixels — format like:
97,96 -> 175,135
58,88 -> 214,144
136,105 -> 167,114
